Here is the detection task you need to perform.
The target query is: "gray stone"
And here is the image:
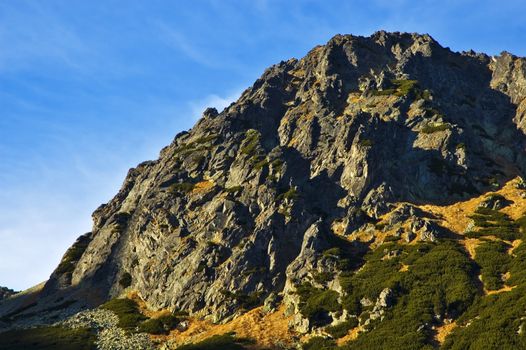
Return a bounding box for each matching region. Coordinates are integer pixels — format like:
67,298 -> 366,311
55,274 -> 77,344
7,31 -> 526,334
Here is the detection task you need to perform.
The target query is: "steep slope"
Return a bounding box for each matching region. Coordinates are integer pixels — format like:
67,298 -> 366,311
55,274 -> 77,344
2,31 -> 526,349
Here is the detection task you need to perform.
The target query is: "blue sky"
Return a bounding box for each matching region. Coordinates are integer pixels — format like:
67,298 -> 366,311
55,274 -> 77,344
1,0 -> 526,291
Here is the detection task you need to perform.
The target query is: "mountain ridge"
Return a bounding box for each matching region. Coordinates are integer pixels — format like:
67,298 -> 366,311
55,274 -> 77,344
2,31 -> 526,349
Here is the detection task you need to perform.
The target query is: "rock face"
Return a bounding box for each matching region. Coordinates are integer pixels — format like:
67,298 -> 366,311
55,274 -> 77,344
0,287 -> 16,301
7,32 -> 526,327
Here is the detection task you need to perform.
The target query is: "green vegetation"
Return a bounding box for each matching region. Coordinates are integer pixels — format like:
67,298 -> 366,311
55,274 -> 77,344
225,185 -> 243,194
313,271 -> 334,285
270,158 -> 284,171
296,283 -> 341,323
302,336 -> 336,350
441,236 -> 526,348
101,298 -> 180,334
276,187 -> 298,201
100,298 -> 146,331
485,193 -> 507,203
358,139 -> 373,147
239,129 -> 273,173
240,129 -> 261,155
119,272 -> 132,288
301,241 -> 478,349
516,213 -> 526,238
137,318 -> 165,334
420,122 -> 450,134
466,207 -> 521,240
348,242 -> 477,349
371,79 -> 420,98
169,182 -> 195,194
322,233 -> 366,272
157,313 -> 179,329
0,326 -> 96,350
421,89 -> 432,100
339,243 -> 402,309
242,266 -> 266,276
174,134 -> 218,155
441,232 -> 526,347
221,291 -> 263,310
443,286 -> 526,349
176,333 -> 253,350
424,107 -> 446,119
137,314 -> 179,335
55,235 -> 91,275
252,156 -> 269,170
475,240 -> 511,290
325,319 -> 359,338
456,142 -> 466,150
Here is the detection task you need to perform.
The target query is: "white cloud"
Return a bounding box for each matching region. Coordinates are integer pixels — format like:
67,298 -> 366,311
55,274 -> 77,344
189,90 -> 243,120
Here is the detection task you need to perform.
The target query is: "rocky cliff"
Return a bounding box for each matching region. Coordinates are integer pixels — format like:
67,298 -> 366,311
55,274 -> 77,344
3,31 -> 526,349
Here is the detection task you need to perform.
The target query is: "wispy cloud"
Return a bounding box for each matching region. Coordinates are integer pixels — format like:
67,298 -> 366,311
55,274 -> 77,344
189,90 -> 243,120
156,21 -> 219,68
0,2 -> 89,73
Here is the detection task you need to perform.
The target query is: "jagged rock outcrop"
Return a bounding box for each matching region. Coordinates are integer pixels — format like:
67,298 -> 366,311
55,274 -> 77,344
3,31 -> 526,332
0,287 -> 16,301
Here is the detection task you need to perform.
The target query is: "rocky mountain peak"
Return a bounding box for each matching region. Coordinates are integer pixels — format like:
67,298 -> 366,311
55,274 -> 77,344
2,31 -> 526,349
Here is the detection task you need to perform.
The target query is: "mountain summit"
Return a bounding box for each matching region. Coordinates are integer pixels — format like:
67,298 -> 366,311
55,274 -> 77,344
2,31 -> 526,349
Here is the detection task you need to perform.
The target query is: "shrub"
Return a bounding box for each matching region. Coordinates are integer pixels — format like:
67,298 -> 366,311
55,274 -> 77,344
176,333 -> 252,350
325,319 -> 358,338
251,156 -> 269,170
242,266 -> 266,276
475,240 -> 511,290
240,129 -> 261,155
100,298 -> 146,331
174,134 -> 218,155
225,186 -> 243,196
467,207 -> 520,240
443,287 -> 526,349
336,241 -> 478,349
371,79 -> 420,98
420,123 -> 450,134
157,314 -> 179,329
221,291 -> 263,310
456,143 -> 466,150
296,283 -> 342,321
313,271 -> 334,285
169,182 -> 195,193
302,336 -> 336,350
277,187 -> 298,201
516,213 -> 526,233
322,247 -> 342,258
0,326 -> 96,350
138,318 -> 165,334
358,139 -> 373,147
55,235 -> 91,275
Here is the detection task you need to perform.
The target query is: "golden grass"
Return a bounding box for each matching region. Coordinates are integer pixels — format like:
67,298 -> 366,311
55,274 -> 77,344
486,284 -> 516,295
126,291 -> 171,319
130,178 -> 526,348
510,239 -> 522,256
336,325 -> 363,345
421,177 -> 525,239
434,321 -> 457,345
461,238 -> 481,260
192,180 -> 214,194
159,304 -> 295,349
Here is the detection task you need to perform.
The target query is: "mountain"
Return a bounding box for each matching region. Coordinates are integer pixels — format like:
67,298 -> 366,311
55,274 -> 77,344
2,31 -> 526,349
